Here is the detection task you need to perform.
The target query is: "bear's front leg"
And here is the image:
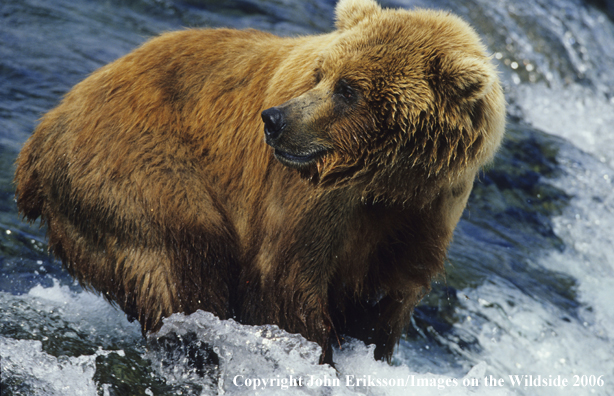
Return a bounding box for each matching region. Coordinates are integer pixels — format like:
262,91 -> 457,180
237,265 -> 337,364
331,290 -> 422,362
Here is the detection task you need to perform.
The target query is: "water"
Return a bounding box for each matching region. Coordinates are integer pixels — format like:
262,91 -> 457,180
1,0 -> 613,395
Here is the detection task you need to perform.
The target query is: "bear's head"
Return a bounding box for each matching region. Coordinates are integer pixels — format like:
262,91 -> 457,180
262,0 -> 505,205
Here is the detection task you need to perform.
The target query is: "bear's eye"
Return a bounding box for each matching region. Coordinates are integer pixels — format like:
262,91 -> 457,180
335,80 -> 357,104
313,69 -> 323,85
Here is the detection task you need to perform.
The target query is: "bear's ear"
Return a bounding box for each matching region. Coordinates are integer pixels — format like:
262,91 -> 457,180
430,53 -> 496,101
335,0 -> 381,31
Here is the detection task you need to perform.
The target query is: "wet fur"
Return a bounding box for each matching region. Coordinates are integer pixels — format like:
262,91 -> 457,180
14,0 -> 505,363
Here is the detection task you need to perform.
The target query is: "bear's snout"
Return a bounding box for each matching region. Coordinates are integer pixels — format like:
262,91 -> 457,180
261,107 -> 286,141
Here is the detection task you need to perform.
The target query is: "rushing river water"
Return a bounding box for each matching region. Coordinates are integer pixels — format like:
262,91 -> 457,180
1,0 -> 614,395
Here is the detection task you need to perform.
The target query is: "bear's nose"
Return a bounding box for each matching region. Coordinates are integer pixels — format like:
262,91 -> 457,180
261,107 -> 286,140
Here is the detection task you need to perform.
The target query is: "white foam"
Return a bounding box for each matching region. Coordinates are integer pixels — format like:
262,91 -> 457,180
148,310 -> 515,395
454,76 -> 614,395
25,279 -> 142,343
0,337 -> 114,396
514,83 -> 614,167
543,143 -> 614,342
1,281 -> 141,396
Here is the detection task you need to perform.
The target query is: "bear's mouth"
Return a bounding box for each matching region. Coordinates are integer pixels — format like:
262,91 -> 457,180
273,148 -> 327,167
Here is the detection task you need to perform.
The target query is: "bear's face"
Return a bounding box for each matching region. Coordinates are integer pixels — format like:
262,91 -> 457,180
262,65 -> 371,173
262,0 -> 504,202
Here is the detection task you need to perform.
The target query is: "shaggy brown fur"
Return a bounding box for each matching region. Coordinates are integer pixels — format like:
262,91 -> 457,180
14,0 -> 505,363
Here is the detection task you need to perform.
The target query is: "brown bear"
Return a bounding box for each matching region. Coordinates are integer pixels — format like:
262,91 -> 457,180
14,0 -> 505,363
